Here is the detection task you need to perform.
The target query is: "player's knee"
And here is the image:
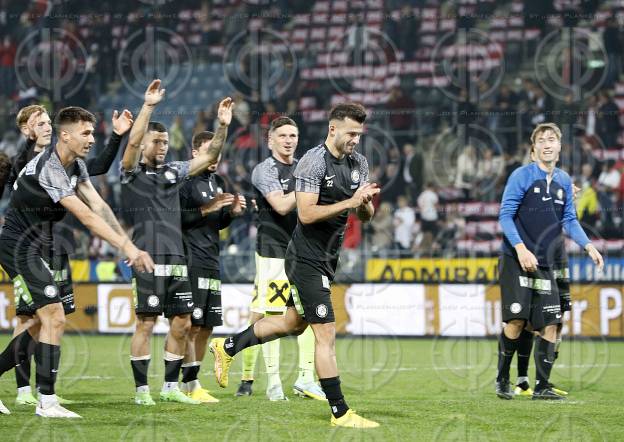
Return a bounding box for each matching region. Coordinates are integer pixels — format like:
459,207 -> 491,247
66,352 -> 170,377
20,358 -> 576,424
171,315 -> 192,339
505,320 -> 524,339
541,325 -> 558,341
313,325 -> 336,347
291,322 -> 307,336
136,317 -> 156,336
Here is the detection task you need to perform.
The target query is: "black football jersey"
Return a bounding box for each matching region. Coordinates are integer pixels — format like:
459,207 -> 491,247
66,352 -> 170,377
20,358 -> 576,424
180,171 -> 232,271
1,146 -> 89,256
120,160 -> 190,257
287,144 -> 369,277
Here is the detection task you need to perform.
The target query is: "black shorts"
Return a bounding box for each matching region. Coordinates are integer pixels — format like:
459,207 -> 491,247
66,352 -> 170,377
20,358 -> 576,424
132,255 -> 194,318
553,265 -> 571,313
499,254 -> 561,330
189,267 -> 223,327
285,259 -> 334,324
51,254 -> 75,315
0,241 -> 63,317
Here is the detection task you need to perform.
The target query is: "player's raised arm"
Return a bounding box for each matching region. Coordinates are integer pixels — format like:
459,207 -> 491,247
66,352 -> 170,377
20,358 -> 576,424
87,109 -> 133,176
188,97 -> 233,176
122,79 -> 165,171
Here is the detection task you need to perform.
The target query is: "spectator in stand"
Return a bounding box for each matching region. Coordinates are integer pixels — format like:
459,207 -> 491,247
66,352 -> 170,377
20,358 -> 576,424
381,162 -> 405,205
417,182 -> 439,253
596,90 -> 621,148
388,87 -> 415,145
343,212 -> 362,250
475,147 -> 504,202
169,116 -> 186,162
455,144 -> 477,200
396,5 -> 419,61
393,195 -> 415,251
0,35 -> 16,96
496,85 -> 518,154
603,17 -> 622,87
577,163 -> 599,226
597,159 -> 621,234
402,143 -> 423,202
370,202 -> 394,253
347,13 -> 369,66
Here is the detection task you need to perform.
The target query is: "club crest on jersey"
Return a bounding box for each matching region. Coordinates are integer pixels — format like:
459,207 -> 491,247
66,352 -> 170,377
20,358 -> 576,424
351,169 -> 360,183
164,170 -> 176,182
557,189 -> 563,200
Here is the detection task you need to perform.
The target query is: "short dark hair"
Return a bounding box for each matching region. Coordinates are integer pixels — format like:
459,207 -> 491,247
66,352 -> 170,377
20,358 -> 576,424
269,116 -> 297,132
192,131 -> 214,150
55,106 -> 96,129
147,121 -> 167,133
328,102 -> 367,124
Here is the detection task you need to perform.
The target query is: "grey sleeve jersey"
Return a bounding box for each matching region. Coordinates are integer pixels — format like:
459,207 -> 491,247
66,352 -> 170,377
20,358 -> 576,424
168,160 -> 191,181
38,154 -> 83,203
252,158 -> 282,196
354,152 -> 369,186
294,146 -> 326,194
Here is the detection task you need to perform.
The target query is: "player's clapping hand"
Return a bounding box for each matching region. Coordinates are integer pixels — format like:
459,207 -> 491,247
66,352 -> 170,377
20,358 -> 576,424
350,183 -> 380,208
515,244 -> 538,272
585,243 -> 604,273
144,79 -> 165,106
127,249 -> 155,273
201,193 -> 235,215
112,109 -> 134,135
230,194 -> 247,216
217,97 -> 234,126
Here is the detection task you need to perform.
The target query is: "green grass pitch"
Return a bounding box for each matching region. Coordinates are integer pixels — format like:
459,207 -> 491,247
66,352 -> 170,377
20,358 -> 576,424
0,335 -> 623,441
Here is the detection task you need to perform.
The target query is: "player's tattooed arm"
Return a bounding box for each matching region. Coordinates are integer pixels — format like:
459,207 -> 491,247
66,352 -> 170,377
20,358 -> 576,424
188,97 -> 234,176
122,80 -> 165,171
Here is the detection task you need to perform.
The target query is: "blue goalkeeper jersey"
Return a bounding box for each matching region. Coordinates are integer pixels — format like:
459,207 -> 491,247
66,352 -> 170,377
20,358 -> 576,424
499,162 -> 590,267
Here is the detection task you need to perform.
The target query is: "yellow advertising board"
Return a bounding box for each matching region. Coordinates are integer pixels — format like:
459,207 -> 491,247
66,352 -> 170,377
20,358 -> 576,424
366,258 -> 499,282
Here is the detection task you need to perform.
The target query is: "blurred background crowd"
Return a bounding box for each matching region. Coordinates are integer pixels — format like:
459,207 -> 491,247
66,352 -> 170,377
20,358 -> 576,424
1,0 -> 624,279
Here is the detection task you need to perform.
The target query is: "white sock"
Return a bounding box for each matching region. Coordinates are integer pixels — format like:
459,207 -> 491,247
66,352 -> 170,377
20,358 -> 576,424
17,386 -> 32,395
517,376 -> 529,384
161,382 -> 179,392
186,379 -> 201,392
136,385 -> 150,393
39,393 -> 58,408
262,339 -> 281,388
296,326 -> 315,384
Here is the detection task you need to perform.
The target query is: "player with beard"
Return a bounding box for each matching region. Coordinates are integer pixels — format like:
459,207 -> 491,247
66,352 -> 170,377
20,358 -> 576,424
235,117 -> 324,401
0,106 -> 153,417
121,80 -> 233,405
208,103 -> 381,428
